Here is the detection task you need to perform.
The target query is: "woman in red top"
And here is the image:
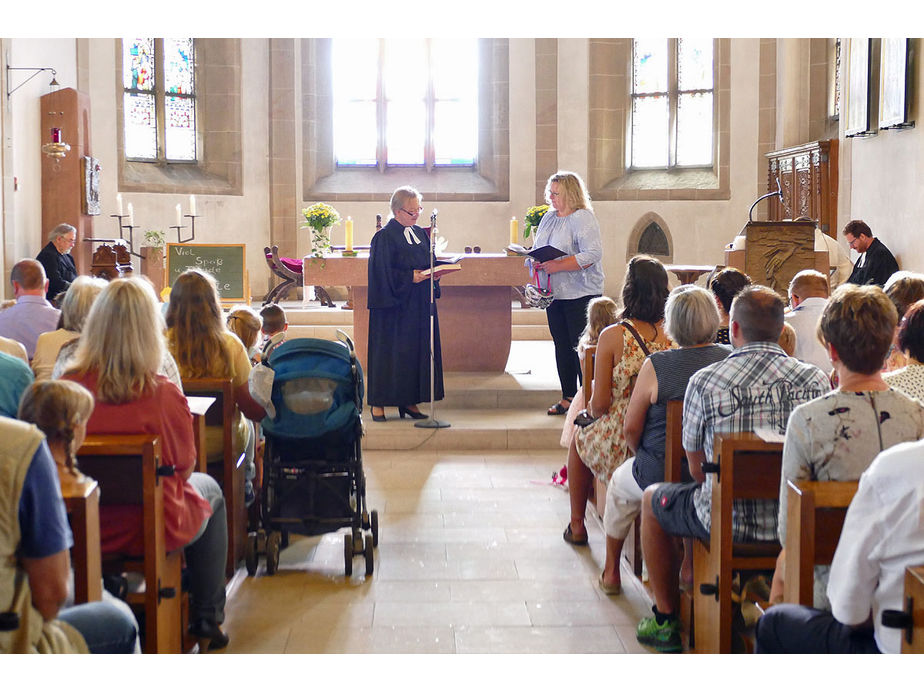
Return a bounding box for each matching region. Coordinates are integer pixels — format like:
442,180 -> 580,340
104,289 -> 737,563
63,277 -> 229,650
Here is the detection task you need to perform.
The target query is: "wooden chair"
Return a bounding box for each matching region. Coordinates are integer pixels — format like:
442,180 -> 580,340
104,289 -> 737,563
692,432 -> 783,653
77,434 -> 183,654
664,399 -> 686,484
881,565 -> 924,653
783,479 -> 858,606
182,377 -> 246,577
262,245 -> 303,305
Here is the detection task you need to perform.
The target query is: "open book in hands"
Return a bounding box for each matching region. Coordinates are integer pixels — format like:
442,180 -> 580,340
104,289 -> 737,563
506,244 -> 567,262
420,263 -> 462,279
420,255 -> 463,279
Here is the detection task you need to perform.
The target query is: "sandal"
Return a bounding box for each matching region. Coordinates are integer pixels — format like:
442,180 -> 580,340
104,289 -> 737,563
562,524 -> 588,546
599,573 -> 622,596
547,397 -> 572,416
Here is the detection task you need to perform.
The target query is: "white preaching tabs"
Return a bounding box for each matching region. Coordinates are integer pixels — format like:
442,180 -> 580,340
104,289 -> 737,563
404,227 -> 421,245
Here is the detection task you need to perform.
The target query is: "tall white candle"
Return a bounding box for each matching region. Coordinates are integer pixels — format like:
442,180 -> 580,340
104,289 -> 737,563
176,204 -> 182,227
126,203 -> 134,227
189,195 -> 197,216
116,193 -> 123,216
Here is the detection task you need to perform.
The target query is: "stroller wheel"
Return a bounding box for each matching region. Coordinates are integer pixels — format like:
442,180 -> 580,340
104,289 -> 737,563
343,533 -> 353,577
245,534 -> 259,577
265,532 -> 281,576
371,510 -> 379,548
364,533 -> 374,576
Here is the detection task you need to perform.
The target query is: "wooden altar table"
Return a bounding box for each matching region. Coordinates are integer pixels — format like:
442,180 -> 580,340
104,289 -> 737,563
303,253 -> 528,372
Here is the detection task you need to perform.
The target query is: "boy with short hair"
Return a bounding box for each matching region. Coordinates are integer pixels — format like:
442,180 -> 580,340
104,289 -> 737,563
259,304 -> 288,359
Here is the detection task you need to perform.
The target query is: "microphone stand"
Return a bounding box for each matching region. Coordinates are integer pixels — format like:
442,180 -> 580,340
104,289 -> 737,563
748,176 -> 785,222
416,209 -> 450,429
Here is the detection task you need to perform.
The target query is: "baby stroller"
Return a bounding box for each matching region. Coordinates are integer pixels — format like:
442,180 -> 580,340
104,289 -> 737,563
245,331 -> 378,577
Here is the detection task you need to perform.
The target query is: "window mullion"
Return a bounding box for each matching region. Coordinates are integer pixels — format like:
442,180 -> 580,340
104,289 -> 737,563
668,39 -> 678,169
425,39 -> 434,173
154,39 -> 167,162
377,39 -> 386,173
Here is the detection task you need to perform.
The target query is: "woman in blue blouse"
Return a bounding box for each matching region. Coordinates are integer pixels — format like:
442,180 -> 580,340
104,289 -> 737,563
530,171 -> 605,415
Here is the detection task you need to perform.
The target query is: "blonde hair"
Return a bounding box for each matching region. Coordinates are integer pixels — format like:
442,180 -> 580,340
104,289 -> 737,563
544,171 -> 592,213
59,275 -> 108,332
165,269 -> 231,379
18,380 -> 95,475
66,278 -> 164,403
227,304 -> 261,349
577,297 -> 618,354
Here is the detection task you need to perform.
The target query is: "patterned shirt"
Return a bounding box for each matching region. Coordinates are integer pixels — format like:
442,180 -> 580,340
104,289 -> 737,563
530,208 -> 604,300
682,341 -> 830,541
883,362 -> 924,402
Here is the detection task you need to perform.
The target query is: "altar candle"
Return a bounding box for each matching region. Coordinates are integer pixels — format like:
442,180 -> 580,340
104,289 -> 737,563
126,203 -> 134,227
510,217 -> 518,245
116,193 -> 123,216
345,216 -> 354,252
176,204 -> 183,227
189,194 -> 197,216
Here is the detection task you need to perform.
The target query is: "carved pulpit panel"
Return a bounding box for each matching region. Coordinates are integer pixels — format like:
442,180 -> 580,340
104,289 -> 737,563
743,221 -> 819,296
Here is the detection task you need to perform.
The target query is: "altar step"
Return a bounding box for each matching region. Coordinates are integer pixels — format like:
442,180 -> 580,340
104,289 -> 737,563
360,406 -> 567,451
277,302 -> 552,342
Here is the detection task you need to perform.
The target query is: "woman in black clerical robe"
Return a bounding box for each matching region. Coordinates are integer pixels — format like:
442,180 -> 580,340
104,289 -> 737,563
366,186 -> 444,422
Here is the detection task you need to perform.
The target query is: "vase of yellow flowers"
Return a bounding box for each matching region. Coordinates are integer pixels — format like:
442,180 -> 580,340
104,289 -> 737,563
524,204 -> 549,239
302,203 -> 342,259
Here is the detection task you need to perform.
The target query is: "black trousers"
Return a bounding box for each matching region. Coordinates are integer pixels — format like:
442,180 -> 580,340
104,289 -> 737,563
755,604 -> 880,654
545,294 -> 598,400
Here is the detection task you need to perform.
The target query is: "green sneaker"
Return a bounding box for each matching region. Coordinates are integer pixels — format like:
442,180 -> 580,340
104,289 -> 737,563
636,614 -> 682,653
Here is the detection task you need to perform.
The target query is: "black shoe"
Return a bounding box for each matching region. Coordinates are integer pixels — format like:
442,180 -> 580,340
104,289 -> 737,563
189,618 -> 229,651
370,409 -> 386,422
398,406 -> 428,420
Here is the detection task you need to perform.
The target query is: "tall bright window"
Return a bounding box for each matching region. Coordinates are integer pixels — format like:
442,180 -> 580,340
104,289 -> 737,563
630,38 -> 714,169
123,38 -> 197,162
331,38 -> 478,170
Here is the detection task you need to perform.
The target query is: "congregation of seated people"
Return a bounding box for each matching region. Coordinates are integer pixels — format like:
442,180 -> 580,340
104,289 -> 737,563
3,213 -> 924,656
0,255 -> 287,654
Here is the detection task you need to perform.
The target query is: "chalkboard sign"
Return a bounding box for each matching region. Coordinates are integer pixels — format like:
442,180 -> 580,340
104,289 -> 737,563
165,243 -> 247,301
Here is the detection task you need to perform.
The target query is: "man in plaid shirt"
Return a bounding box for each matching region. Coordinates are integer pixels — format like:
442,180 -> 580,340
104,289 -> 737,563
635,285 -> 830,652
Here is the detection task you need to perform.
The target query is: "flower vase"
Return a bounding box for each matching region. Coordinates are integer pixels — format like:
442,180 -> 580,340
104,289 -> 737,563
310,226 -> 332,260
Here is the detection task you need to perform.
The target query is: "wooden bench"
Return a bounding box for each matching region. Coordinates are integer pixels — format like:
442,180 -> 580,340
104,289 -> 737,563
881,564 -> 924,653
77,434 -> 183,654
61,477 -> 103,604
182,377 -> 246,578
783,479 -> 858,606
692,432 -> 783,653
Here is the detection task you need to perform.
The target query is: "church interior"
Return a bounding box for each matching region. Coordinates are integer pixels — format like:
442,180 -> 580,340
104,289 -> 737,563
3,13 -> 924,681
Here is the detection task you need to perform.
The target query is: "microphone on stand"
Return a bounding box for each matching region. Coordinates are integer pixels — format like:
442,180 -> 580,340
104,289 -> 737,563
416,208 -> 450,429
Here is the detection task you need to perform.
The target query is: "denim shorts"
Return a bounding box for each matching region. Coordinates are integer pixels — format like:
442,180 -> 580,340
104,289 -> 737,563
650,482 -> 710,542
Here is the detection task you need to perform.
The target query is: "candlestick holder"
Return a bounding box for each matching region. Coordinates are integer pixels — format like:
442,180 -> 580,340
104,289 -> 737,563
340,249 -> 358,257
174,214 -> 198,244
111,214 -> 145,259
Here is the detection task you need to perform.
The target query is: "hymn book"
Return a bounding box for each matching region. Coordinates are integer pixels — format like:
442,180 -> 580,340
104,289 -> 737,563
506,244 -> 568,263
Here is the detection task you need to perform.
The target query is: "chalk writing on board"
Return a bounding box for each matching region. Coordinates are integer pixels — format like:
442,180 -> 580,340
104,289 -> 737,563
165,243 -> 245,301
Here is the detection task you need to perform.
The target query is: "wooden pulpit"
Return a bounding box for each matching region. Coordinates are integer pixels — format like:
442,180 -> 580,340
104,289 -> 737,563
724,221 -> 828,297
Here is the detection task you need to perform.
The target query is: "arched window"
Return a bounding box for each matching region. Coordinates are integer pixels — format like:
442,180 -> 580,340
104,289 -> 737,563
630,39 -> 714,169
331,38 -> 477,171
122,38 -> 197,162
639,222 -> 670,256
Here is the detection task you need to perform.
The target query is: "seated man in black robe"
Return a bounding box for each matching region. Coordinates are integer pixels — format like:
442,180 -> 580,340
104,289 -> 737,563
843,219 -> 898,287
36,223 -> 78,302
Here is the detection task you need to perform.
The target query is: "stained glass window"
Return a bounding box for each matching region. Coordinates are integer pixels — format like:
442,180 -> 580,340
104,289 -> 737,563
631,39 -> 715,170
122,38 -> 197,162
332,38 -> 478,169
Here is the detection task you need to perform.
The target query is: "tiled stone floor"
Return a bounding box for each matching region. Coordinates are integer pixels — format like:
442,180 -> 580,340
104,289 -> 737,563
221,449 -> 653,654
